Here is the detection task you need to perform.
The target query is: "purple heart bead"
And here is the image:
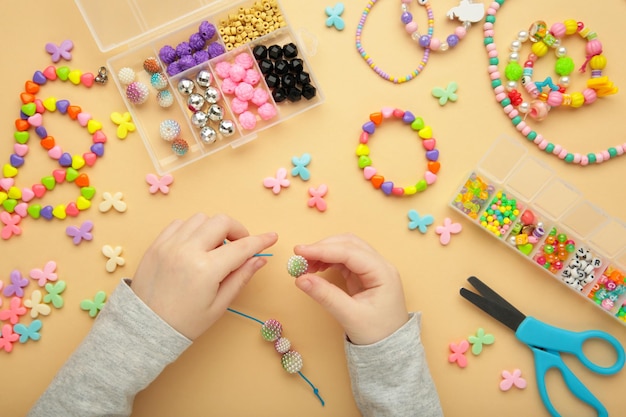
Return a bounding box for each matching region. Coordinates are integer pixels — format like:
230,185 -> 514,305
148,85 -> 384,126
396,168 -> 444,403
362,121 -> 376,134
41,206 -> 54,220
56,100 -> 70,114
402,111 -> 415,124
33,71 -> 47,85
426,149 -> 439,161
20,111 -> 28,120
59,153 -> 73,167
10,154 -> 24,168
381,181 -> 394,195
36,126 -> 48,139
91,143 -> 105,157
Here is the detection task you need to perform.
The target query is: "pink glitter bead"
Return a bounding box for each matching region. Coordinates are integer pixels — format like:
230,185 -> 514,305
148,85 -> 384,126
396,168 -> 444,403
251,88 -> 269,106
228,63 -> 246,82
230,97 -> 249,114
239,111 -> 257,130
243,69 -> 261,86
221,77 -> 238,94
126,81 -> 149,105
258,102 -> 277,121
234,82 -> 254,101
214,61 -> 231,79
234,52 -> 254,69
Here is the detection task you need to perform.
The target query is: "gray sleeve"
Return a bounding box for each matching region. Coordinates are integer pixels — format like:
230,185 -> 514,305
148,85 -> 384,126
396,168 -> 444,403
345,312 -> 444,417
27,279 -> 192,417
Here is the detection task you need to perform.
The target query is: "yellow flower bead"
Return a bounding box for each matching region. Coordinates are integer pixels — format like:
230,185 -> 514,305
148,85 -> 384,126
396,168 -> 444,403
589,54 -> 607,71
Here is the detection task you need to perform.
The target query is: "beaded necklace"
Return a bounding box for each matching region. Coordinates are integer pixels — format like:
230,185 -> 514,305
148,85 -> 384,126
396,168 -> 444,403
356,0 -> 433,83
483,1 -> 624,165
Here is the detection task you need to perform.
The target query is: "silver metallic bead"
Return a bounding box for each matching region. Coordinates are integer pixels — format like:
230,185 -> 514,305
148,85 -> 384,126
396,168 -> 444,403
196,70 -> 213,88
207,104 -> 224,122
555,46 -> 567,58
199,126 -> 217,144
510,40 -> 521,52
187,93 -> 205,112
506,80 -> 517,92
517,30 -> 529,43
508,52 -> 519,62
204,86 -> 220,104
177,78 -> 195,95
190,111 -> 208,128
218,119 -> 235,136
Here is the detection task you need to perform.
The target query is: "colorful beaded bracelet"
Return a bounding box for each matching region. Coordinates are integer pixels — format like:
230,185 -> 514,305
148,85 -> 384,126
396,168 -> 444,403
403,0 -> 485,52
357,108 -> 440,196
0,65 -> 106,239
483,0 -> 625,165
356,0 -> 433,83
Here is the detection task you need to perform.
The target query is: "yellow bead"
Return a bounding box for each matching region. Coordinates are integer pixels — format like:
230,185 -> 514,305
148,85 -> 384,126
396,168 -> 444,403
7,186 -> 21,199
589,54 -> 607,70
531,41 -> 548,57
570,92 -> 584,108
564,19 -> 578,35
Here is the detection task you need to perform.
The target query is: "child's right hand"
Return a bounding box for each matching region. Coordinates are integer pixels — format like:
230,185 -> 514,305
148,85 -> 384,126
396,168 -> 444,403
293,234 -> 409,345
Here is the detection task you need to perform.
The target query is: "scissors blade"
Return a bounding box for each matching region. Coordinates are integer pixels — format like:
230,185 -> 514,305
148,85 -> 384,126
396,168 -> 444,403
460,276 -> 526,332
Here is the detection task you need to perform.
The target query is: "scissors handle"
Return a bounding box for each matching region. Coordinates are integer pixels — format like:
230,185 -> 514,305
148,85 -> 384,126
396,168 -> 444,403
516,317 -> 625,375
531,347 -> 608,417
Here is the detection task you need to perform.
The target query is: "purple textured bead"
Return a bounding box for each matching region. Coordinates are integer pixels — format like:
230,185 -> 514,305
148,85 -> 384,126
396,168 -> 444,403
199,21 -> 216,40
167,61 -> 182,76
447,34 -> 459,48
193,50 -> 210,64
189,32 -> 206,51
178,55 -> 196,71
401,12 -> 412,24
176,41 -> 193,58
419,35 -> 431,48
207,42 -> 226,58
159,45 -> 177,65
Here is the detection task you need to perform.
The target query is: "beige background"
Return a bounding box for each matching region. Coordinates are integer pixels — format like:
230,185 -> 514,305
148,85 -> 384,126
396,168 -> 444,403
1,0 -> 626,416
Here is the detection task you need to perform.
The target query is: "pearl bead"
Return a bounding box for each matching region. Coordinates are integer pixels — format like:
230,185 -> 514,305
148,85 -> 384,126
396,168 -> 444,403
552,39 -> 561,48
509,52 -> 519,62
518,102 -> 530,113
559,76 -> 570,88
506,80 -> 517,91
517,30 -> 529,42
555,46 -> 567,58
510,40 -> 521,52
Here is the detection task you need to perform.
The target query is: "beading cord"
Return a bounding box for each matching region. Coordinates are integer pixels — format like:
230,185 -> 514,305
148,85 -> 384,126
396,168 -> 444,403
356,0 -> 433,83
226,307 -> 325,406
504,20 -> 617,121
483,1 -> 625,166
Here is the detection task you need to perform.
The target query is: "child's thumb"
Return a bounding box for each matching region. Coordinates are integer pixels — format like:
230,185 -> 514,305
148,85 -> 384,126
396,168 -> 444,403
295,274 -> 353,326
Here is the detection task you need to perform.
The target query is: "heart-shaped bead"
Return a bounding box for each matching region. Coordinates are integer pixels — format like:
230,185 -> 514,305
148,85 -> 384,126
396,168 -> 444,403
27,204 -> 42,219
393,108 -> 405,118
52,169 -> 66,183
404,185 -> 417,195
391,187 -> 404,196
87,119 -> 102,134
0,178 -> 14,191
32,184 -> 46,198
355,144 -> 369,156
3,199 -> 17,212
415,179 -> 427,192
35,126 -> 47,138
41,137 -> 56,150
43,65 -> 58,80
369,112 -> 383,125
10,154 -> 24,168
7,187 -> 21,199
25,80 -> 40,94
359,131 -> 369,144
48,145 -> 63,159
34,99 -> 45,114
418,125 -> 432,139
411,117 -> 425,131
56,100 -> 70,114
42,176 -> 56,190
14,203 -> 28,218
56,66 -> 70,81
92,130 -> 107,143
80,186 -> 96,200
358,155 -> 372,168
66,167 -> 79,182
426,149 -> 439,162
381,107 -> 394,118
83,152 -> 97,166
67,105 -> 82,119
427,161 -> 441,174
28,113 -> 43,127
370,175 -> 384,188
425,171 -> 437,185
59,153 -> 72,167
76,196 -> 91,210
422,139 -> 436,151
43,97 -> 57,112
15,119 -> 29,131
21,103 -> 37,117
14,131 -> 29,144
519,243 -> 533,255
68,70 -> 82,85
52,204 -> 67,219
41,206 -> 54,220
20,92 -> 35,104
3,164 -> 18,178
381,182 -> 393,195
75,173 -> 90,187
362,121 -> 375,134
77,112 -> 91,127
33,71 -> 47,85
402,111 -> 415,124
72,155 -> 86,170
65,202 -> 80,216
81,72 -> 95,88
363,166 -> 377,180
21,188 -> 35,203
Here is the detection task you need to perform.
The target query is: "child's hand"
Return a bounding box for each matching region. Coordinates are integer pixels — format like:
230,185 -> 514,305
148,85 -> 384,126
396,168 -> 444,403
131,213 -> 278,340
293,234 -> 409,345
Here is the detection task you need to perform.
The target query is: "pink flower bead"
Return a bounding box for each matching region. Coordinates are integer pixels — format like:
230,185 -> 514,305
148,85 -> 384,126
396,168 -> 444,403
229,63 -> 246,82
251,88 -> 270,106
230,97 -> 249,114
243,69 -> 261,86
235,82 -> 254,101
221,77 -> 238,94
214,61 -> 232,79
239,111 -> 257,130
235,53 -> 254,69
258,102 -> 277,121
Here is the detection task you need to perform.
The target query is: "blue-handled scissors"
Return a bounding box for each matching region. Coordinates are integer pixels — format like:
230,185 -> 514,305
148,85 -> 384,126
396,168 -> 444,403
460,276 -> 625,417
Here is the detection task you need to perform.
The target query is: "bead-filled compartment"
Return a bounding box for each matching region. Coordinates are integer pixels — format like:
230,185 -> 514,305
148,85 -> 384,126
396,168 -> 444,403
450,135 -> 626,324
103,0 -> 323,174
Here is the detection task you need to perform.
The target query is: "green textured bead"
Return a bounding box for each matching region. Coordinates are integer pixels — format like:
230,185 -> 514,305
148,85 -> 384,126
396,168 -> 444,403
588,153 -> 597,163
511,116 -> 522,125
485,15 -> 496,23
608,147 -> 618,157
564,153 -> 574,163
484,37 -> 493,45
555,56 -> 574,76
505,61 -> 523,81
545,143 -> 555,153
500,98 -> 511,107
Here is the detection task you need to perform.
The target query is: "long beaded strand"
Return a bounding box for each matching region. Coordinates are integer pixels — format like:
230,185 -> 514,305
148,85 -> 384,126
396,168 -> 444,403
483,0 -> 625,165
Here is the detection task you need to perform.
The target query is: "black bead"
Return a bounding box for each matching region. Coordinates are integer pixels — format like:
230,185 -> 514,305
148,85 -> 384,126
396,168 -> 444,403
258,59 -> 274,74
296,71 -> 310,85
274,59 -> 289,75
289,58 -> 303,73
272,87 -> 287,103
268,44 -> 283,60
252,44 -> 267,60
282,42 -> 298,58
265,73 -> 281,88
287,87 -> 302,102
302,83 -> 317,100
281,73 -> 297,89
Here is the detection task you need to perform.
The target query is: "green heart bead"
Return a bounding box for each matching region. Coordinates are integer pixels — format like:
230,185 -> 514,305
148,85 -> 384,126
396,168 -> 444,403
56,66 -> 70,81
27,204 -> 42,219
66,167 -> 79,182
411,117 -> 425,131
415,179 -> 427,192
81,186 -> 96,200
358,155 -> 372,168
21,103 -> 37,117
14,131 -> 29,144
519,243 -> 534,255
42,176 -> 56,191
2,199 -> 17,212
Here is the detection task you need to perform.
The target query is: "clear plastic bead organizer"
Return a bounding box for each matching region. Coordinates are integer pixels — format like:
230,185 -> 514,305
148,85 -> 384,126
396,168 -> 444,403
75,0 -> 324,174
450,135 -> 626,325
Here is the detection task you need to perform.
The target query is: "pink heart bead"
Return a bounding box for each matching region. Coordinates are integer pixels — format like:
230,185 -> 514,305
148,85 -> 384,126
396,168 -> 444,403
0,178 -> 14,191
66,202 -> 80,216
53,169 -> 66,183
359,131 -> 369,144
28,113 -> 43,127
77,112 -> 92,127
422,139 -> 436,151
34,99 -> 45,114
92,130 -> 107,143
48,145 -> 63,159
381,107 -> 394,118
392,108 -> 405,118
425,171 -> 437,185
81,72 -> 95,87
14,143 -> 29,156
32,184 -> 46,198
363,166 -> 377,180
83,152 -> 97,166
43,65 -> 58,80
21,188 -> 35,202
15,203 -> 28,218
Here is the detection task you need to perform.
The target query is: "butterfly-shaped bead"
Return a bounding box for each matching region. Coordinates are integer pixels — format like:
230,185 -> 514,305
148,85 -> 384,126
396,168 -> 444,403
14,319 -> 43,343
110,111 -> 136,139
1,211 -> 22,240
80,291 -> 107,318
0,324 -> 19,352
263,168 -> 290,194
45,40 -> 74,63
407,209 -> 434,234
500,369 -> 527,391
43,280 -> 66,309
146,173 -> 174,195
291,153 -> 311,181
435,217 -> 462,245
99,191 -> 128,213
102,245 -> 125,273
468,327 -> 495,355
29,261 -> 58,287
0,297 -> 27,324
307,184 -> 328,212
325,3 -> 345,31
66,220 -> 94,245
448,339 -> 469,368
24,290 -> 51,318
432,81 -> 458,106
3,270 -> 28,298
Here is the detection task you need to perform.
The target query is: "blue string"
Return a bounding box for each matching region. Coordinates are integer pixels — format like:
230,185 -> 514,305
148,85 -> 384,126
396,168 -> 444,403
226,307 -> 325,406
222,239 -> 273,257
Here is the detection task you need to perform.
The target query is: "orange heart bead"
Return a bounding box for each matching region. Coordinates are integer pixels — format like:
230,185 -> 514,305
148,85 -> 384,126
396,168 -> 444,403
369,112 -> 383,125
24,80 -> 40,94
428,161 -> 441,174
75,173 -> 90,187
15,119 -> 29,131
20,92 -> 35,104
370,175 -> 384,189
67,105 -> 82,120
40,136 -> 56,150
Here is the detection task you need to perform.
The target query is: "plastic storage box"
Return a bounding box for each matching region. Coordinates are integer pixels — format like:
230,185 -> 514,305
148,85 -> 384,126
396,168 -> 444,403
450,135 -> 626,325
75,0 -> 324,174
